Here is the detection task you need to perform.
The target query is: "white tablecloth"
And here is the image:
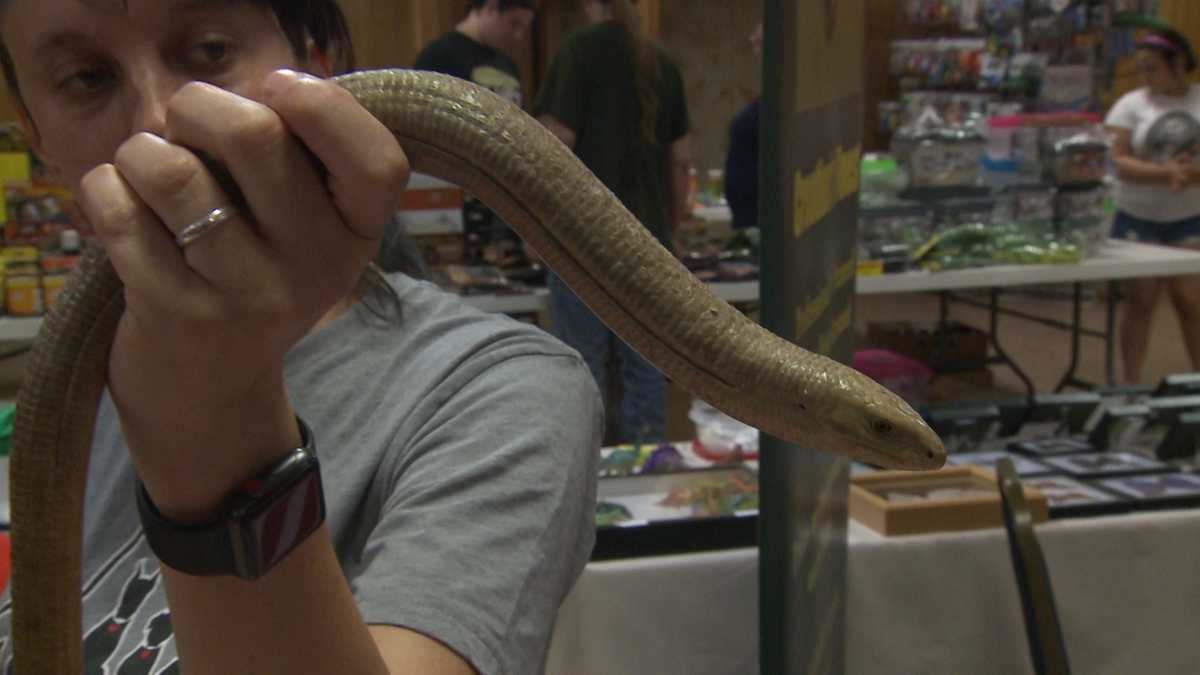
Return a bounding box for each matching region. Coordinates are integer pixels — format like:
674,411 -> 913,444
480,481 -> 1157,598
546,509 -> 1200,675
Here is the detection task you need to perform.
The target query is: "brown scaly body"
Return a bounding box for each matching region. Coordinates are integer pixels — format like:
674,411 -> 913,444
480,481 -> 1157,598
9,70 -> 944,673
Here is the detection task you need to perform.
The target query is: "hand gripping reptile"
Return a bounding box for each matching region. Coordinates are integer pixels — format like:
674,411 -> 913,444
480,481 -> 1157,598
8,70 -> 946,673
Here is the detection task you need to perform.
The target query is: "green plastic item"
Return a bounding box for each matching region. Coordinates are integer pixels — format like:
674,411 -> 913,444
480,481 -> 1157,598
861,155 -> 899,175
0,403 -> 14,457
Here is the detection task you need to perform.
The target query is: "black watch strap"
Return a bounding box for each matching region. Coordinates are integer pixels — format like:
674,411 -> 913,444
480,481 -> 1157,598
136,483 -> 237,576
136,417 -> 325,580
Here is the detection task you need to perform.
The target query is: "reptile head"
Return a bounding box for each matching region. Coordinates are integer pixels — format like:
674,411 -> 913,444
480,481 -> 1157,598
812,375 -> 946,470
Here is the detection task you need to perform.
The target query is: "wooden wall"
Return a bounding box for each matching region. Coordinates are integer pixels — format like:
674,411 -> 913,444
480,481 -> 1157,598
340,0 -> 461,70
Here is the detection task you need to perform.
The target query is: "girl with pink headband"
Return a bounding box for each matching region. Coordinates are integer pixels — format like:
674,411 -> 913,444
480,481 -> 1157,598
1107,22 -> 1200,382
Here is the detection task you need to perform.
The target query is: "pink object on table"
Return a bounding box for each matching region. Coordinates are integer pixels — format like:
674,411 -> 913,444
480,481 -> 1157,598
852,349 -> 934,404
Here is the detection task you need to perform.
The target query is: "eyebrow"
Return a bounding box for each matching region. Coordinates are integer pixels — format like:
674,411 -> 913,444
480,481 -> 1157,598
28,0 -> 247,54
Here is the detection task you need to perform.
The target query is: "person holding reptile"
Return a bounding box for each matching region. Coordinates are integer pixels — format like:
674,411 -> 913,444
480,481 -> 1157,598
0,1 -> 602,673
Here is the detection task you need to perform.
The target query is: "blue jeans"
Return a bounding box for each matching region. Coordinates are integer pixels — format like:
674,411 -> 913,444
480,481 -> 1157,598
547,273 -> 666,443
1112,211 -> 1200,246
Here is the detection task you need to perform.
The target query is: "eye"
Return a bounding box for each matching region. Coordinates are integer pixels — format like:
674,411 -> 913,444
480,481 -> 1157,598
58,65 -> 115,97
186,36 -> 237,72
871,419 -> 894,435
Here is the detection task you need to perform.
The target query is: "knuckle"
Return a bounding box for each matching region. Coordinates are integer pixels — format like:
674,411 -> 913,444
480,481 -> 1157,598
363,149 -> 410,193
226,107 -> 288,156
183,295 -> 226,325
79,168 -> 138,233
146,152 -> 202,200
281,77 -> 348,121
92,199 -> 142,235
246,287 -> 298,319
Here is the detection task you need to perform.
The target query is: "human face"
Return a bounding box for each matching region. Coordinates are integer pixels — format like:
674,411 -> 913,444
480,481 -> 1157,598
582,0 -> 608,24
482,4 -> 534,53
0,0 -> 310,192
1137,48 -> 1186,96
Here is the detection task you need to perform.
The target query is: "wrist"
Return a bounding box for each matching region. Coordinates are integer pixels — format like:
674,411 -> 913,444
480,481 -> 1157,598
138,417 -> 325,580
123,373 -> 301,525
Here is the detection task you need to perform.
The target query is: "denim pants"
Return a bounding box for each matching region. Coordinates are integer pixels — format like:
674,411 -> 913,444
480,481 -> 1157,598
547,273 -> 666,443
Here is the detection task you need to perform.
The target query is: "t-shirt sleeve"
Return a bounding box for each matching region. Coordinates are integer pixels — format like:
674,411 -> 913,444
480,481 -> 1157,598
1106,90 -> 1140,130
349,348 -> 602,675
414,37 -> 464,79
534,41 -> 586,132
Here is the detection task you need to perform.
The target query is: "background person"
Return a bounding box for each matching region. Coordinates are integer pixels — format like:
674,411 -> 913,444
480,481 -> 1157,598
1107,24 -> 1200,383
535,0 -> 691,443
0,1 -> 600,673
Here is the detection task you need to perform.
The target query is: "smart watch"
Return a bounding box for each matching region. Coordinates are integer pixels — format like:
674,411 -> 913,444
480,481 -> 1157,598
136,417 -> 325,580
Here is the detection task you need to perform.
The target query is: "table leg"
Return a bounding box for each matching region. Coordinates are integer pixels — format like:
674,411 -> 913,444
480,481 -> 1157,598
988,288 -> 1037,405
1106,280 -> 1118,387
931,291 -> 951,371
1054,283 -> 1089,392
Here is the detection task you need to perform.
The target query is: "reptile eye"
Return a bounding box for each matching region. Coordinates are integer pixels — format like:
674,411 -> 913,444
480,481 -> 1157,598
872,420 -> 894,435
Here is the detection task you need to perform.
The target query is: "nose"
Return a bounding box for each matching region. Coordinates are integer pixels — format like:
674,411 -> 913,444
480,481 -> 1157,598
126,64 -> 186,137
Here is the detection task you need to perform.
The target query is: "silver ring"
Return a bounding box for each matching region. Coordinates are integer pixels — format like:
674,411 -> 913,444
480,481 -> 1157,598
175,206 -> 238,248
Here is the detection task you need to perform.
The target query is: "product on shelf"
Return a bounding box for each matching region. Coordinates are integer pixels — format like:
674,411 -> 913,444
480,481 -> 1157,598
858,204 -> 932,266
891,39 -> 986,91
1047,133 -> 1108,186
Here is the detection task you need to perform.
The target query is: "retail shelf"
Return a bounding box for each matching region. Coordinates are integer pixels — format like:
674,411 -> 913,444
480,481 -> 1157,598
0,317 -> 42,342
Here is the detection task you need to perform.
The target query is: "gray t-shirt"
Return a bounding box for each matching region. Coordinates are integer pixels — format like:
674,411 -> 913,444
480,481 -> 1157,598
0,274 -> 603,675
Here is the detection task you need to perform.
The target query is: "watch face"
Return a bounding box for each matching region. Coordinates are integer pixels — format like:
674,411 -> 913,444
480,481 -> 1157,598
230,452 -> 325,579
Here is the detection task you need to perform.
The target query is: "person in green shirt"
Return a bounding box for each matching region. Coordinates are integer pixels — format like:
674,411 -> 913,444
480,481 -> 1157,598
536,0 -> 692,443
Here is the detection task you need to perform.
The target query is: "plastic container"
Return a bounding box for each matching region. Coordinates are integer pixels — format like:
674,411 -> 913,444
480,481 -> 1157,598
4,259 -> 42,316
1047,137 -> 1108,186
688,399 -> 758,459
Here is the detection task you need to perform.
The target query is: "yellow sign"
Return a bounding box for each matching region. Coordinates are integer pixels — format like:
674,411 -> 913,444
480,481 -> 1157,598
833,256 -> 856,290
795,0 -> 864,113
793,159 -> 831,238
793,145 -> 862,238
818,306 -> 852,355
794,278 -> 834,337
795,255 -> 858,340
836,144 -> 862,202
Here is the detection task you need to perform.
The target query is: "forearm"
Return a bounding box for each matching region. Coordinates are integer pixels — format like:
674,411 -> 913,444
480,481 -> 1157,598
164,525 -> 389,675
1113,155 -> 1179,185
122,377 -> 388,673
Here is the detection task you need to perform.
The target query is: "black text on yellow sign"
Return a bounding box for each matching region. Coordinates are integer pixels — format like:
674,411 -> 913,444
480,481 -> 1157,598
794,144 -> 861,239
794,255 -> 857,349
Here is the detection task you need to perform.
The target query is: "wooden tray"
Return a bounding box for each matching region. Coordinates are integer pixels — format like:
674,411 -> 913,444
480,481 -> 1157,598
850,466 -> 1048,536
